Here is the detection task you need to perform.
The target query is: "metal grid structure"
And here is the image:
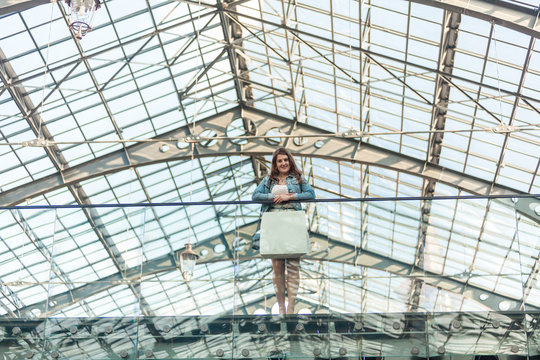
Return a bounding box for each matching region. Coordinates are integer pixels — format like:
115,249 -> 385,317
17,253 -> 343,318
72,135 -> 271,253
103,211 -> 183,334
0,0 -> 539,329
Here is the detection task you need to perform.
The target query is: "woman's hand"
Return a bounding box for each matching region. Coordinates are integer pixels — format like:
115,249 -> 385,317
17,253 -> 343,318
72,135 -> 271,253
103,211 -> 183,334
273,193 -> 294,203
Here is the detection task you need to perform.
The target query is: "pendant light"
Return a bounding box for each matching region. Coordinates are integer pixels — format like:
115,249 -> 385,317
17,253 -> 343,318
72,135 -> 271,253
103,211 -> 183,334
176,243 -> 199,282
64,0 -> 101,40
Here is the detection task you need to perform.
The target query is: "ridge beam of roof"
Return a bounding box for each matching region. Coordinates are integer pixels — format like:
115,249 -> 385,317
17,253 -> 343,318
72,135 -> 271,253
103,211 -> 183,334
16,221 -> 537,317
409,0 -> 540,38
1,106 -> 538,223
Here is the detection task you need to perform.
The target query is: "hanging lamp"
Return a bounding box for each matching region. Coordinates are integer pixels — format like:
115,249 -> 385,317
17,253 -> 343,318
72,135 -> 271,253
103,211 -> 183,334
176,243 -> 199,282
64,0 -> 101,40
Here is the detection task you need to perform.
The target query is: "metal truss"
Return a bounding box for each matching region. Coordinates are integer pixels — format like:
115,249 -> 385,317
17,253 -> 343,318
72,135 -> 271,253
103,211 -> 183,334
2,1 -> 538,107
217,0 -> 539,106
1,106 -> 538,224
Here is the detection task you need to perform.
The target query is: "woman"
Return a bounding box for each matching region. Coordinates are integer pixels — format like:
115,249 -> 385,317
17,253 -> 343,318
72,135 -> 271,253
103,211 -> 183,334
252,147 -> 316,314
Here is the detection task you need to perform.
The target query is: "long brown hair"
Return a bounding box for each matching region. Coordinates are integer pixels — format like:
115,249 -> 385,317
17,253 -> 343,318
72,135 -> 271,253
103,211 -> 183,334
270,147 -> 303,183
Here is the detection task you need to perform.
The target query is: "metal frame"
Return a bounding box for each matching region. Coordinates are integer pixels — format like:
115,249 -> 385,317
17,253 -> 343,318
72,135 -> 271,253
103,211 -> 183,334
2,311 -> 538,358
0,12 -> 159,318
410,0 -> 540,38
1,106 -> 537,223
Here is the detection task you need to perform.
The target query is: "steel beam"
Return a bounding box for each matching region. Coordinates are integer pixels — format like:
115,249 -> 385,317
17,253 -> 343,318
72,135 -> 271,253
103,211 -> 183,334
409,0 -> 540,38
216,0 -> 250,104
410,10 -> 461,312
4,0 -> 539,38
0,0 -> 48,15
16,221 -> 539,317
1,106 -> 538,223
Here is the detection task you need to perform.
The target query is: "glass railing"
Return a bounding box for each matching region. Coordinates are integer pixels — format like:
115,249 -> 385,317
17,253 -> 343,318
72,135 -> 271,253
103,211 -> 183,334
0,195 -> 538,359
1,311 -> 539,358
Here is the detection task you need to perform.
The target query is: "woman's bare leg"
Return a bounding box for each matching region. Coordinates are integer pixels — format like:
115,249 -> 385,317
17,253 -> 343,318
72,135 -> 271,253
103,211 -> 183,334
272,259 -> 286,314
286,258 -> 300,314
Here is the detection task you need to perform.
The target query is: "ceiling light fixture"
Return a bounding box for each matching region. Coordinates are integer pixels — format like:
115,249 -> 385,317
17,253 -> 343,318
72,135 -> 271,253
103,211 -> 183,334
64,0 -> 101,40
176,244 -> 199,282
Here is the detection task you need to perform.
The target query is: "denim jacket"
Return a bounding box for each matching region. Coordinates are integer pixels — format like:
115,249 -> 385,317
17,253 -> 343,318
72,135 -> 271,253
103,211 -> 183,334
252,175 -> 316,213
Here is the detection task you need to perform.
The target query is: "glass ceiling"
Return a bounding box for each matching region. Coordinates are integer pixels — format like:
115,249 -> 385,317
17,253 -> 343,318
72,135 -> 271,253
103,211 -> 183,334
0,0 -> 538,321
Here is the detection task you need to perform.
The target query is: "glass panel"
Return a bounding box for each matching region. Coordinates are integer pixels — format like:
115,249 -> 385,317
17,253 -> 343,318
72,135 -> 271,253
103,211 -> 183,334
1,194 -> 537,358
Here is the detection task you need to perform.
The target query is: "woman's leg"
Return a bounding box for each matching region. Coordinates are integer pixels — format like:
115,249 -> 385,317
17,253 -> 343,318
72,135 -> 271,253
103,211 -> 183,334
272,259 -> 286,314
286,258 -> 300,314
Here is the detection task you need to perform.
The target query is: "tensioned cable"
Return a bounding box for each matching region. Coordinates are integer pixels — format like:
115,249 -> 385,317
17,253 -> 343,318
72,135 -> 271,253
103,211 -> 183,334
2,124 -> 538,147
3,193 -> 538,210
133,205 -> 147,349
44,209 -> 58,307
42,208 -> 57,349
512,198 -> 528,312
491,24 -> 506,126
36,2 -> 56,140
183,0 -> 202,278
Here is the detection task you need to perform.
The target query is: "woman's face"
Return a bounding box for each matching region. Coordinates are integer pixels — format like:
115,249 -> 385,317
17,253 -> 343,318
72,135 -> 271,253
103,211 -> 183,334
276,154 -> 290,175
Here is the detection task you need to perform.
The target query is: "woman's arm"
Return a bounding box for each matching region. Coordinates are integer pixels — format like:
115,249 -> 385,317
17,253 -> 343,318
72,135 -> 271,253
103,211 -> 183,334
292,176 -> 315,200
252,177 -> 274,201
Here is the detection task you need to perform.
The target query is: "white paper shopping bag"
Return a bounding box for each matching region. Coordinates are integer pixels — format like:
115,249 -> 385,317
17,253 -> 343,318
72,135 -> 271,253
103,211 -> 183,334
260,210 -> 309,258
